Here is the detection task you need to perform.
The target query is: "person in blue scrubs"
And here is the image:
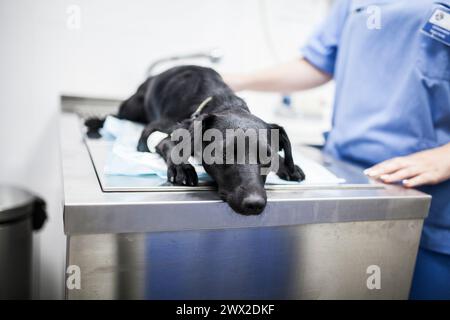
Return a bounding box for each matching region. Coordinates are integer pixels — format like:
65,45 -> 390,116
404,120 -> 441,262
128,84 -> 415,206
225,0 -> 450,299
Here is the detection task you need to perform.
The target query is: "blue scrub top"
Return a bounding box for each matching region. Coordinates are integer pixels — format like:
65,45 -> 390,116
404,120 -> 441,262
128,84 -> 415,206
302,0 -> 450,254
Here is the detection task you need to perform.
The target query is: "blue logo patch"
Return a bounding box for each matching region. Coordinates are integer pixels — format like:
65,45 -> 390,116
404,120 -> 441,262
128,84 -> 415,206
422,5 -> 450,46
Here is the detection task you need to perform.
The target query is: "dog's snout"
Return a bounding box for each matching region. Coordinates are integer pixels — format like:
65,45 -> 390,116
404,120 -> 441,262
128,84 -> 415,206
241,194 -> 266,215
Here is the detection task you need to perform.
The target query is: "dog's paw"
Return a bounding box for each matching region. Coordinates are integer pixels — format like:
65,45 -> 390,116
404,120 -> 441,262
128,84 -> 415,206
277,164 -> 306,182
167,163 -> 198,186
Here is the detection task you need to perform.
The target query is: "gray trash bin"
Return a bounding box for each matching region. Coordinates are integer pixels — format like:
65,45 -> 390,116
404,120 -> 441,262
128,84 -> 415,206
0,186 -> 46,299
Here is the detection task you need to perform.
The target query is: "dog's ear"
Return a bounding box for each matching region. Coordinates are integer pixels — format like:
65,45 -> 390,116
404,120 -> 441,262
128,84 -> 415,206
269,123 -> 295,171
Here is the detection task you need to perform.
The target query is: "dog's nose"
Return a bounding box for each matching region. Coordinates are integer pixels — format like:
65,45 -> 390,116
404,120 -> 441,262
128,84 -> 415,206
241,194 -> 266,215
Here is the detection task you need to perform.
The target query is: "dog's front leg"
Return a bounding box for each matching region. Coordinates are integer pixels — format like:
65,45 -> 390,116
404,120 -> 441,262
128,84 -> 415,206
269,123 -> 306,182
137,124 -> 198,186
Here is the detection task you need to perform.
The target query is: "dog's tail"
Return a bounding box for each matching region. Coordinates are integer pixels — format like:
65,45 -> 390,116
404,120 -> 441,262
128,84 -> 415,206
84,117 -> 105,139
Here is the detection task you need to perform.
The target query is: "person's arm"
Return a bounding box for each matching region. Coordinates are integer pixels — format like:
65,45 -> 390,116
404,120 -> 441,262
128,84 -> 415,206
223,58 -> 331,92
224,0 -> 351,93
364,143 -> 450,187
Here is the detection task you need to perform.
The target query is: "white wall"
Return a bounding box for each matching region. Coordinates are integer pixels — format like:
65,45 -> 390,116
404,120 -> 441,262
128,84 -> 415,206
59,0 -> 330,97
0,0 -> 332,299
0,0 -> 65,299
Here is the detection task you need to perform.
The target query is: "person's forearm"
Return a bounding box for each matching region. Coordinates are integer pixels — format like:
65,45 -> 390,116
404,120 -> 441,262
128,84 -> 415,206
224,58 -> 332,92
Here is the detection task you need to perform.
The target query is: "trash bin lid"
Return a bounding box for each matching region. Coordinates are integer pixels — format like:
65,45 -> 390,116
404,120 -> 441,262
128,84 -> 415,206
0,185 -> 35,223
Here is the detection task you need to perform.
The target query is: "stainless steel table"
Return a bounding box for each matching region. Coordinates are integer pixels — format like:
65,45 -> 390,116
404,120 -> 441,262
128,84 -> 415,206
61,112 -> 430,300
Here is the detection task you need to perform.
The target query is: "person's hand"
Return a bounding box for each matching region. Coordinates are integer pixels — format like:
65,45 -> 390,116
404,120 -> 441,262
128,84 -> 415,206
221,73 -> 248,92
364,144 -> 450,188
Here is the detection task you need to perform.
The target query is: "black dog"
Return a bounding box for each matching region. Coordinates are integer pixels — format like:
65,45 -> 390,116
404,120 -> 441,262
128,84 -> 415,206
87,65 -> 305,215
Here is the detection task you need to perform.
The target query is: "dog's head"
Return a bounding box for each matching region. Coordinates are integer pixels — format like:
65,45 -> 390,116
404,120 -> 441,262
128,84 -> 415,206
176,111 -> 291,215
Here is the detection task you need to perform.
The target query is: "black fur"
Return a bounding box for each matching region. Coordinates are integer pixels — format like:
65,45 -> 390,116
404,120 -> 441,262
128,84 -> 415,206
86,65 -> 305,215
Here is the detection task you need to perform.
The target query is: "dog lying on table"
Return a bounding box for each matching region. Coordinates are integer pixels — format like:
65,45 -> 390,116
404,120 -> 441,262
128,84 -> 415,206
86,65 -> 305,215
